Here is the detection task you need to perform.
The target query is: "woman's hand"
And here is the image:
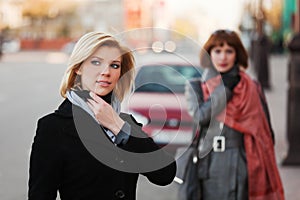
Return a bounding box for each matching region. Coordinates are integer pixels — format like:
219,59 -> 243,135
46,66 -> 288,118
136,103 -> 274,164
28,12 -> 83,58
87,91 -> 124,135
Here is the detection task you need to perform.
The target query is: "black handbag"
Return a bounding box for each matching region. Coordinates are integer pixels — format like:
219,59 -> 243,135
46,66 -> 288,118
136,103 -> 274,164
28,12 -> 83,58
175,121 -> 201,200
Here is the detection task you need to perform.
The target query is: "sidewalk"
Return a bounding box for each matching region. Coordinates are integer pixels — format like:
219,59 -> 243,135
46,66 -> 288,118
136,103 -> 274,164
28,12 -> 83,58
261,54 -> 300,200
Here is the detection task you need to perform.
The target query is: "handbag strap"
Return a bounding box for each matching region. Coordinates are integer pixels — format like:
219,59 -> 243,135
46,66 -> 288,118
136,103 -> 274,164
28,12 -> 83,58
188,78 -> 203,150
191,121 -> 200,148
190,121 -> 201,163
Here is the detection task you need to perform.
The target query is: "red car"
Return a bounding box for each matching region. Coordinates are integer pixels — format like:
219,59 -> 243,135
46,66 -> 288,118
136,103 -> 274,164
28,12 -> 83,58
123,61 -> 202,152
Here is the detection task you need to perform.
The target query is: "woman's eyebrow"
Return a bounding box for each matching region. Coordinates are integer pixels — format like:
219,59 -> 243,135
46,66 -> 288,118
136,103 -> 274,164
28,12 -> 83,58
112,60 -> 121,63
90,56 -> 103,60
91,56 -> 121,63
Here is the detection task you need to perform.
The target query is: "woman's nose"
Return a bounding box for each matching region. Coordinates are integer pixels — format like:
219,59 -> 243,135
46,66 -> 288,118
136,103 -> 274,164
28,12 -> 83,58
220,52 -> 226,60
101,65 -> 110,76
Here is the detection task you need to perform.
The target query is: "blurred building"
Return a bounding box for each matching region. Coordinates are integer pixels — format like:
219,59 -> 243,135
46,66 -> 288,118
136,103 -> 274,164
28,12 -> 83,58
0,0 -> 291,52
0,0 -> 23,30
76,0 -> 123,34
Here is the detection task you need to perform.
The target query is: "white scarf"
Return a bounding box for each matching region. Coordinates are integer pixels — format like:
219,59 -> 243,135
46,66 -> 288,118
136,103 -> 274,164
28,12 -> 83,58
66,90 -> 121,142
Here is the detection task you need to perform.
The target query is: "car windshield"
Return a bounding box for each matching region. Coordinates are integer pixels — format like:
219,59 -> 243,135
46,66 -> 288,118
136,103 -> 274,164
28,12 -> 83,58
134,65 -> 202,93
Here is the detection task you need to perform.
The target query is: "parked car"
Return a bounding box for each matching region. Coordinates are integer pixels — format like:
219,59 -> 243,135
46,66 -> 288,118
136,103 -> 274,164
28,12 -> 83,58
124,61 -> 202,152
2,38 -> 20,53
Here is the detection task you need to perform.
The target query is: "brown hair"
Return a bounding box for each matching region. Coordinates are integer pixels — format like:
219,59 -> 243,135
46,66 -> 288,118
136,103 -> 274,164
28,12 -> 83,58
200,29 -> 248,69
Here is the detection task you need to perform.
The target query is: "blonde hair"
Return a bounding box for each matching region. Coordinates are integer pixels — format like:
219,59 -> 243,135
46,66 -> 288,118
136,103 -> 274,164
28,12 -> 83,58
59,31 -> 135,101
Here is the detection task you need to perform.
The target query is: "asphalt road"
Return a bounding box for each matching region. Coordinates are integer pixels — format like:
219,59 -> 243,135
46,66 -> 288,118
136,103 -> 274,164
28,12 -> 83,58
0,59 -> 65,199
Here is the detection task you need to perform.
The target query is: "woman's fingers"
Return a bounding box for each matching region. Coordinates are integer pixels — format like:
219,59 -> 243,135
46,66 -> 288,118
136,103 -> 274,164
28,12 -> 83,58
87,97 -> 123,134
86,99 -> 95,110
89,91 -> 104,103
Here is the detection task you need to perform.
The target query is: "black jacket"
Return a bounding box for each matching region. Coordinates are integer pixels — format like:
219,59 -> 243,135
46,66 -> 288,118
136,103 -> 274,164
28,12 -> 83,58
28,99 -> 176,200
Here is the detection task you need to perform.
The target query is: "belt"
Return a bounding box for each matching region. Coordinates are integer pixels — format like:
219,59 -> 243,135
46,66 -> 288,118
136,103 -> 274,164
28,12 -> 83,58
199,122 -> 244,152
213,135 -> 244,152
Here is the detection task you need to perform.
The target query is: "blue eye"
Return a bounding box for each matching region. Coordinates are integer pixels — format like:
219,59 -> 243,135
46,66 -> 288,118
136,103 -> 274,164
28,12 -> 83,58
111,64 -> 120,69
91,60 -> 101,65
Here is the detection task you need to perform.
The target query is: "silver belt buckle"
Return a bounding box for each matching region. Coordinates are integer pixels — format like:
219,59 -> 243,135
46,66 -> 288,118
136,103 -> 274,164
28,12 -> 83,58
213,136 -> 225,152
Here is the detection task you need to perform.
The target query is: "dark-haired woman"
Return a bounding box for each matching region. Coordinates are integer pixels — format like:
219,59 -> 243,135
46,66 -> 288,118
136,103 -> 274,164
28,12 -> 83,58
185,29 -> 284,200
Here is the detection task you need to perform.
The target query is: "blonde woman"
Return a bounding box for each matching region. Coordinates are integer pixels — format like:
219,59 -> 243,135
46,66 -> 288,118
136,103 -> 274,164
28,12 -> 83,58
28,32 -> 176,200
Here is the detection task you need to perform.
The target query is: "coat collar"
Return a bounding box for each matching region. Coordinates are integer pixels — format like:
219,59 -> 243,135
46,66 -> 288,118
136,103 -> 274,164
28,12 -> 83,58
54,98 -> 73,118
202,64 -> 239,82
55,98 -> 117,145
202,67 -> 219,81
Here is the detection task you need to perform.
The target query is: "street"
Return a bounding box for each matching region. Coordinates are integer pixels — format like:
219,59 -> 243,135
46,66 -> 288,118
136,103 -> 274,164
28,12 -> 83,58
0,53 -> 66,199
0,51 -> 299,200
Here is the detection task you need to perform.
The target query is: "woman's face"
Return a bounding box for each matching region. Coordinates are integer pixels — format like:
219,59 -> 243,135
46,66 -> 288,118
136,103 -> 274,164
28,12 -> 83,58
210,42 -> 236,73
76,46 -> 122,96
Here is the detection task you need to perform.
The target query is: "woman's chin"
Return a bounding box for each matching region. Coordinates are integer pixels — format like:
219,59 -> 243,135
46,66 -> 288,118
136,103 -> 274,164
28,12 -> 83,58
94,90 -> 111,97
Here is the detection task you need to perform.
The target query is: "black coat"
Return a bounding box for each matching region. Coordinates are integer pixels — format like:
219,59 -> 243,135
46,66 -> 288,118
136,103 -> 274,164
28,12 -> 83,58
28,99 -> 176,200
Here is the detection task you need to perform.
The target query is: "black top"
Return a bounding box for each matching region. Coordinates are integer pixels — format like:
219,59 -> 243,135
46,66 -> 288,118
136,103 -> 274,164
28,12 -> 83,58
28,99 -> 176,200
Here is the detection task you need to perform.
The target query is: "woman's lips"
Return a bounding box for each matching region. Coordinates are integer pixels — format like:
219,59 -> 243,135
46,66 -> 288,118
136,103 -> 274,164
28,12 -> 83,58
219,64 -> 228,68
96,80 -> 111,87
